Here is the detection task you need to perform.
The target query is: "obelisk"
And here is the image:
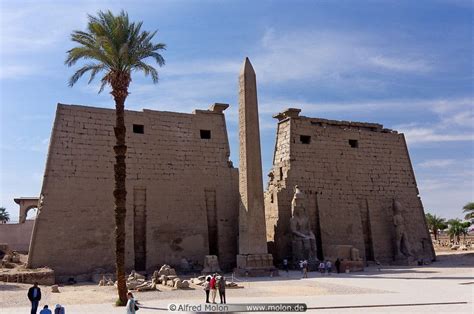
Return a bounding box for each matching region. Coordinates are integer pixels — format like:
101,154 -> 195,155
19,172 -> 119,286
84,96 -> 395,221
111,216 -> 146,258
236,57 -> 275,275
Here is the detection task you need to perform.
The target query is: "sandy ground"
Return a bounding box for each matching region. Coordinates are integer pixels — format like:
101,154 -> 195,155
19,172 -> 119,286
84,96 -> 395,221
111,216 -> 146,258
0,271 -> 388,307
1,251 -> 473,313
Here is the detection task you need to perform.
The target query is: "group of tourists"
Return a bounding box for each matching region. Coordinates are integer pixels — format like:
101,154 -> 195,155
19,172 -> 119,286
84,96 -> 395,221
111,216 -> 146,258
288,257 -> 344,277
203,273 -> 227,304
318,260 -> 335,274
28,282 -> 65,314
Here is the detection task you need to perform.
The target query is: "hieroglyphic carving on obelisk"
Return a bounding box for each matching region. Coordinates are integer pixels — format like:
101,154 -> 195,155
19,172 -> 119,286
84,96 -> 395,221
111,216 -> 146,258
238,57 -> 268,255
236,58 -> 276,275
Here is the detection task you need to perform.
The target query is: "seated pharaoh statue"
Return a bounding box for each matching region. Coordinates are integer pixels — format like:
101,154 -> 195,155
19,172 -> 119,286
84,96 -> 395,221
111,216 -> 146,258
290,186 -> 317,262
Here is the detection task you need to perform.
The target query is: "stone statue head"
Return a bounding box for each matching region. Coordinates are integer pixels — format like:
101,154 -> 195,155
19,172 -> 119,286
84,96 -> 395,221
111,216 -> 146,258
392,199 -> 403,214
291,185 -> 306,218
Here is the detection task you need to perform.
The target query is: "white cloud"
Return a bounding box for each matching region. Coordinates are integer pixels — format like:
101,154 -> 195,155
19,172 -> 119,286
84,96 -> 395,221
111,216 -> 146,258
137,28 -> 436,86
417,167 -> 474,219
387,97 -> 474,145
0,1 -> 120,80
400,127 -> 473,144
0,65 -> 41,79
0,137 -> 49,153
418,159 -> 456,168
160,60 -> 241,77
369,55 -> 432,72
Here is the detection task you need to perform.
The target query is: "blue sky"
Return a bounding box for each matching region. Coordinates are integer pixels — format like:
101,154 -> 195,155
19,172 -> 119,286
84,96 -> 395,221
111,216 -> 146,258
0,0 -> 472,222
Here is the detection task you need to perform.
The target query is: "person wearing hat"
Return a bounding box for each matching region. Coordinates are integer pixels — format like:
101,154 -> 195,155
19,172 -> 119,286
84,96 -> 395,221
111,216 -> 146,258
54,304 -> 65,314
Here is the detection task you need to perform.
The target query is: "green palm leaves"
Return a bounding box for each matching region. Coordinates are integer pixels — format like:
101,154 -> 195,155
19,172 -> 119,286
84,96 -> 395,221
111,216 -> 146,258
65,10 -> 165,92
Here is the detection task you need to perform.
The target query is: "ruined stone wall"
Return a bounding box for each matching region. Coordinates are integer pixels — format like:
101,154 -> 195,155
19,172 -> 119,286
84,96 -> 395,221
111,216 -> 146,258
0,220 -> 34,252
265,113 -> 435,264
28,104 -> 239,278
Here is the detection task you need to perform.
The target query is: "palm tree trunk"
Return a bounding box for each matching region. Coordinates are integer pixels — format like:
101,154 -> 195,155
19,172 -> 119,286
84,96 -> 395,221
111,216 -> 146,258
111,72 -> 130,305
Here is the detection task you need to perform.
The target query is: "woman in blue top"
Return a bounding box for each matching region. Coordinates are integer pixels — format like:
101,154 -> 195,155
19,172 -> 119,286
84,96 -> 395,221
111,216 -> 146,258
126,292 -> 137,314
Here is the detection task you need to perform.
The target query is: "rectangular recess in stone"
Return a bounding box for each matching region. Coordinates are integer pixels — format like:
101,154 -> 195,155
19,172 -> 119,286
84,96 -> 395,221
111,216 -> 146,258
300,135 -> 311,144
349,139 -> 359,148
133,187 -> 147,271
205,189 -> 218,255
200,129 -> 211,139
133,124 -> 144,134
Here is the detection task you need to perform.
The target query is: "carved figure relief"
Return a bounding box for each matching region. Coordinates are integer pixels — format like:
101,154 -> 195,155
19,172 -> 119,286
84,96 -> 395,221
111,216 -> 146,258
392,199 -> 412,259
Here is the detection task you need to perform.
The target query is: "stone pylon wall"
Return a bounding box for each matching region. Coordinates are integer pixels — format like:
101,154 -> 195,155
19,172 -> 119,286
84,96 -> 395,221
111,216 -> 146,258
265,112 -> 435,264
28,104 -> 239,279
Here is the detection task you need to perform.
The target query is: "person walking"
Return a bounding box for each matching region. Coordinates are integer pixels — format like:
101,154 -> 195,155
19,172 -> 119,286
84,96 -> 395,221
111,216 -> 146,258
325,260 -> 332,275
39,305 -> 52,314
210,274 -> 218,304
218,276 -> 226,304
28,282 -> 42,314
302,260 -> 308,278
318,261 -> 326,275
203,276 -> 211,303
126,292 -> 137,314
335,258 -> 341,274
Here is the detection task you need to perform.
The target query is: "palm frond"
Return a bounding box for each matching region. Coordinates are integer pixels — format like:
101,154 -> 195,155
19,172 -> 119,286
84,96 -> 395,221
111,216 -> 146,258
134,61 -> 159,83
65,10 -> 166,91
68,63 -> 107,87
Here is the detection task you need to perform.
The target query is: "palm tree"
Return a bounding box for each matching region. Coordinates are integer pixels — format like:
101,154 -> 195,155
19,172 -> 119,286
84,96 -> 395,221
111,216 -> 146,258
0,207 -> 10,224
425,213 -> 447,240
447,219 -> 469,243
461,221 -> 471,241
65,10 -> 165,305
463,202 -> 474,222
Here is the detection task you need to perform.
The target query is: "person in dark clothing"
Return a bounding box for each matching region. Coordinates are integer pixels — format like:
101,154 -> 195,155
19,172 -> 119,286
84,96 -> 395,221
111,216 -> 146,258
28,282 -> 42,314
204,276 -> 211,303
335,258 -> 341,274
218,276 -> 226,304
283,259 -> 289,274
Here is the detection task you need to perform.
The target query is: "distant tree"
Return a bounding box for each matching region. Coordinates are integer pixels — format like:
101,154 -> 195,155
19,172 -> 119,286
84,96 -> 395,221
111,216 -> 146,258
463,202 -> 474,222
0,207 -> 10,223
65,10 -> 165,305
425,213 -> 447,240
447,219 -> 470,243
461,221 -> 471,241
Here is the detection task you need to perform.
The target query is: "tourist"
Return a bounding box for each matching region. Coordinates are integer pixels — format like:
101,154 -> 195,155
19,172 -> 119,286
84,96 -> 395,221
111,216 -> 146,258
210,274 -> 218,303
27,282 -> 42,314
126,292 -> 137,314
203,276 -> 211,303
283,258 -> 289,274
39,305 -> 51,314
54,304 -> 65,314
218,276 -> 226,304
57,304 -> 66,314
325,260 -> 332,275
302,260 -> 308,278
335,258 -> 341,273
318,261 -> 325,275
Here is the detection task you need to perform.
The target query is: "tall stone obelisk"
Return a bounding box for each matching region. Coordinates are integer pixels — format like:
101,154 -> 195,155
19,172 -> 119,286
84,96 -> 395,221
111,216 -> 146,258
236,57 -> 276,275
